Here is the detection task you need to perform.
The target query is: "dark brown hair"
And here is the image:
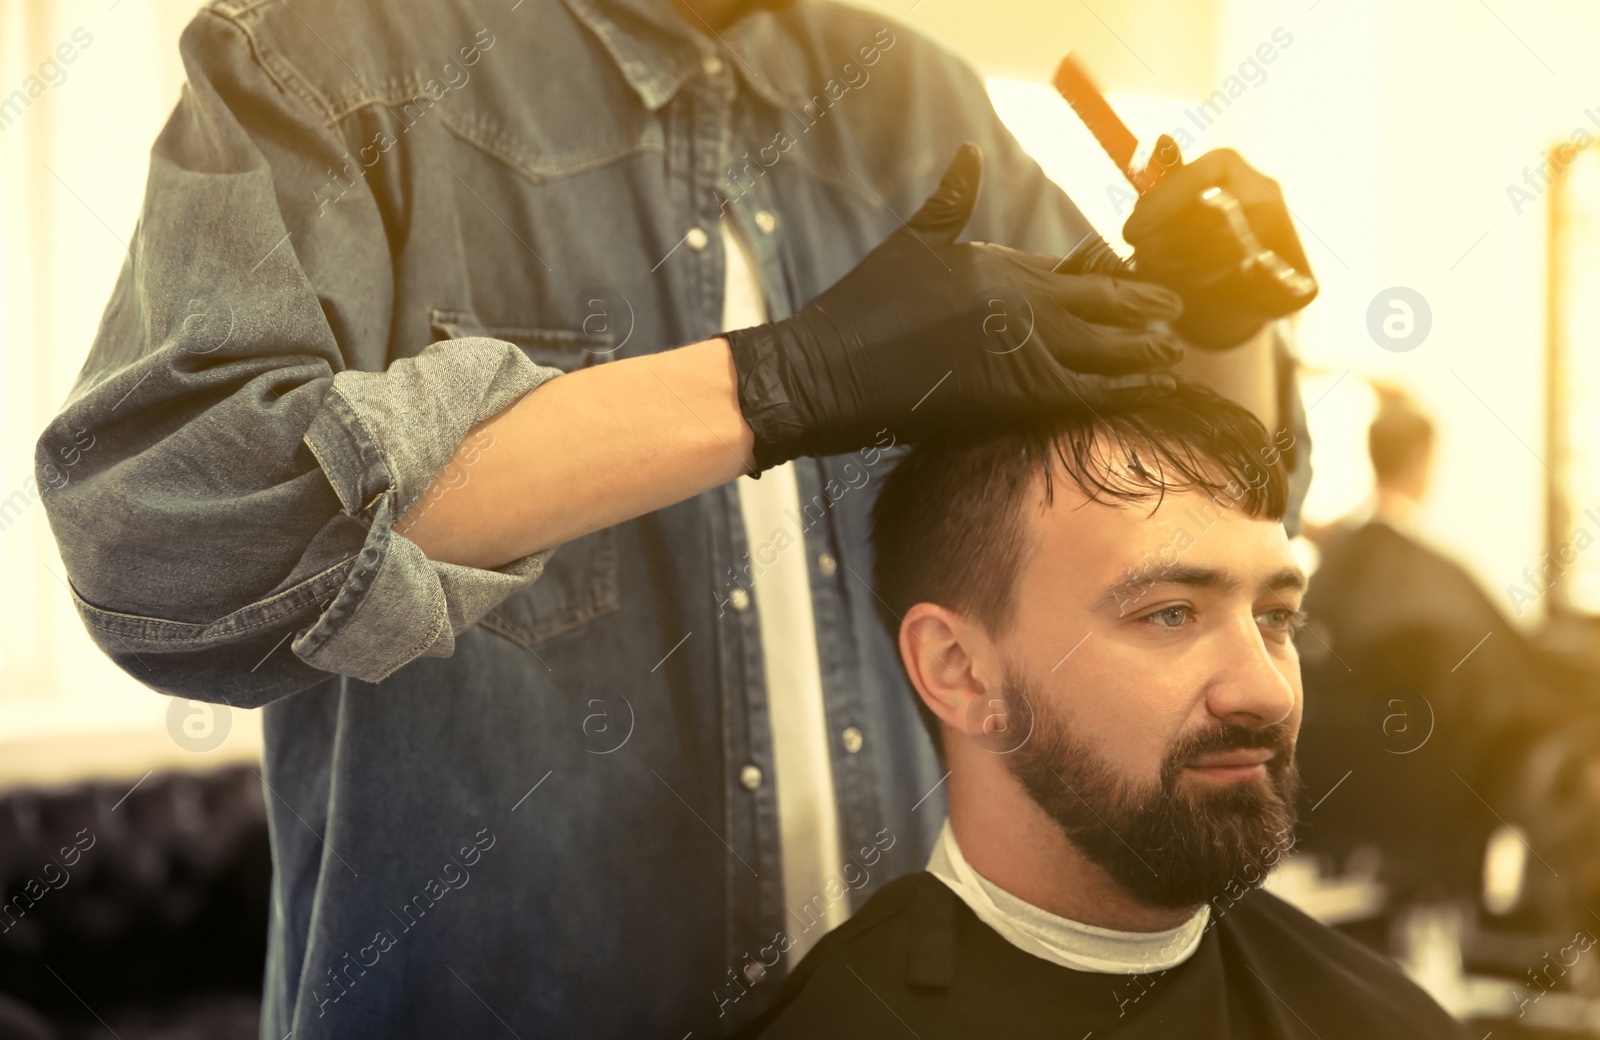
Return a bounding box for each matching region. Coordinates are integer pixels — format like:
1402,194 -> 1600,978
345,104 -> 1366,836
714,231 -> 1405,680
869,380 -> 1290,751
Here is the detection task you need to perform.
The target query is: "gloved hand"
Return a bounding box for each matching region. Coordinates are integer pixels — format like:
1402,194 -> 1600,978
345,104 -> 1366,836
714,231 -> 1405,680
1122,142 -> 1318,350
725,142 -> 1186,475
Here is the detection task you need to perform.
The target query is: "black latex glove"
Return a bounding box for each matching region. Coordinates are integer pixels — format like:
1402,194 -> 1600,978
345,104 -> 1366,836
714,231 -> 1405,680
1123,142 -> 1317,350
725,142 -> 1186,475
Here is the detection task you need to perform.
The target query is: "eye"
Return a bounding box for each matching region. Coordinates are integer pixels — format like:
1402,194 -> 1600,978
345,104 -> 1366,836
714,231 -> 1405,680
1143,605 -> 1192,629
1256,607 -> 1308,635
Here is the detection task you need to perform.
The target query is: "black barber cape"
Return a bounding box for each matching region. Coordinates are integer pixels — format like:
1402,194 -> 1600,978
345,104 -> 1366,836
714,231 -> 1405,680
736,873 -> 1468,1039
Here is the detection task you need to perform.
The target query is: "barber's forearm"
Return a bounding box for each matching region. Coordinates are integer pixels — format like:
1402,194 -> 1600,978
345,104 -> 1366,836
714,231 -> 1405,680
1169,324 -> 1279,432
398,337 -> 754,570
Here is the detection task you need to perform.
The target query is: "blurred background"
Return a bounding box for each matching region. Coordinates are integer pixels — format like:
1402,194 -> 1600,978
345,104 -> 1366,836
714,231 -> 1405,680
4,0 -> 1600,1036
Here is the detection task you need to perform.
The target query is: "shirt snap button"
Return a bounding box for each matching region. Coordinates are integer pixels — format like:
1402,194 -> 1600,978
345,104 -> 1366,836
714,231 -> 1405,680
702,55 -> 725,77
739,764 -> 763,790
842,727 -> 864,754
685,226 -> 709,251
728,586 -> 751,611
818,552 -> 837,576
754,209 -> 777,234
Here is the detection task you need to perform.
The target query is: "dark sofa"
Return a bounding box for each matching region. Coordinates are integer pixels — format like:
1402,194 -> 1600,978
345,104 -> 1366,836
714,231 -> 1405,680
0,764 -> 270,1040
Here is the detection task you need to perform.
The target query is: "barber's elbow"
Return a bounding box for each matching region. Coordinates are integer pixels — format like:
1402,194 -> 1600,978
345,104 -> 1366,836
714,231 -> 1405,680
38,478 -> 342,707
71,597 -> 335,708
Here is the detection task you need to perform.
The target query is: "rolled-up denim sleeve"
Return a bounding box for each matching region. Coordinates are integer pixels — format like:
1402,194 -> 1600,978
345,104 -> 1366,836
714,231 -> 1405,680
34,10 -> 561,705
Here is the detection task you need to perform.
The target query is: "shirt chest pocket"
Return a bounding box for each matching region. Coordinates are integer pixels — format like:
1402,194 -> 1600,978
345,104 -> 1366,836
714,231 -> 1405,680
429,307 -> 622,648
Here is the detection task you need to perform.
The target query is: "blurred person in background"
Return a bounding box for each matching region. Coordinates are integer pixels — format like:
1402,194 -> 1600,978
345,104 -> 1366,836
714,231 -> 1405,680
1298,386 -> 1600,927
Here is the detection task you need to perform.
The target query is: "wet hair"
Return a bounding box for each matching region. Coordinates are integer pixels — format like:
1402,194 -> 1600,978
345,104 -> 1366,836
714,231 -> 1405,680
869,380 -> 1289,752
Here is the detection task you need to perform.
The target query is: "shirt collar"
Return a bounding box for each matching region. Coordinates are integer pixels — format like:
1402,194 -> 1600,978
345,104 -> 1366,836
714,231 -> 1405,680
926,818 -> 1211,975
561,0 -> 811,113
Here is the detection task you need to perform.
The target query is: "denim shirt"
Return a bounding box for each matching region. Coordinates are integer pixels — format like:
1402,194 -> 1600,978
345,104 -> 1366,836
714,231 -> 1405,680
35,0 -> 1309,1036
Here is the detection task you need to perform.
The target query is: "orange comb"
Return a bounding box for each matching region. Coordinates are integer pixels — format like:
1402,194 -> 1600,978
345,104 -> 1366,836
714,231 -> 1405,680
1052,53 -> 1171,194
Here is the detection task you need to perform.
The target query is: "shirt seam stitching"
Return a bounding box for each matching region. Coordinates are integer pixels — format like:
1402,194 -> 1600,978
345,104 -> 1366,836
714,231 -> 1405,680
70,557 -> 357,642
206,4 -> 338,126
441,109 -> 666,185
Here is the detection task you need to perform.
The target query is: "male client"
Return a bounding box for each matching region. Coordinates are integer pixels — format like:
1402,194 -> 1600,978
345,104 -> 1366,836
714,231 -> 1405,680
738,383 -> 1467,1038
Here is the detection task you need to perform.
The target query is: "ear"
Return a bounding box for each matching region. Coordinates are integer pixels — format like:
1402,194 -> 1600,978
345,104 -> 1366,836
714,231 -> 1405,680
899,603 -> 998,738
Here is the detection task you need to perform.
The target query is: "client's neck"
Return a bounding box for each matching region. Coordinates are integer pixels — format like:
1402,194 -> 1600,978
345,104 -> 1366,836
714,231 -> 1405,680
946,758 -> 1198,933
1373,485 -> 1422,530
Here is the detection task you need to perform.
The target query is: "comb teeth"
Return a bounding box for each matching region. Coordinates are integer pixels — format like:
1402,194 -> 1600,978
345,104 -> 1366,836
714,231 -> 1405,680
1052,54 -> 1140,177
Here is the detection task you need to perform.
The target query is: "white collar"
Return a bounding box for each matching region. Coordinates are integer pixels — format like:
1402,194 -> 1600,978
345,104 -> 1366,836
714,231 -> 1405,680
925,818 -> 1209,975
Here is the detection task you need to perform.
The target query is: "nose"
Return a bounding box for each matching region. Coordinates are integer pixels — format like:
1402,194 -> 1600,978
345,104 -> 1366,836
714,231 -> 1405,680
1203,612 -> 1297,729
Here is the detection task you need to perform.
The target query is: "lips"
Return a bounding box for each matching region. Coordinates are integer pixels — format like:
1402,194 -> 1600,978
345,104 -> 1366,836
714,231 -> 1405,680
1187,748 -> 1275,769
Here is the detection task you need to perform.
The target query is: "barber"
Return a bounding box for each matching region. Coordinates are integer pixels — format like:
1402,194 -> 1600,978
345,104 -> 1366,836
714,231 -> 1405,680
35,0 -> 1314,1036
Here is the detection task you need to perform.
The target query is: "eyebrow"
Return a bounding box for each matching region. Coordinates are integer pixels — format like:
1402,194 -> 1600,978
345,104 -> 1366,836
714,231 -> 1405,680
1092,561 -> 1307,615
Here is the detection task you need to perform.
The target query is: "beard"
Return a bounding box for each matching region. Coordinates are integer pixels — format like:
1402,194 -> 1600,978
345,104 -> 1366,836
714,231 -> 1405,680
995,665 -> 1299,911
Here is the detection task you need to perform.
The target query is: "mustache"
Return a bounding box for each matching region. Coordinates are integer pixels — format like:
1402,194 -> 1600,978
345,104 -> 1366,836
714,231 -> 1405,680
1168,720 -> 1295,768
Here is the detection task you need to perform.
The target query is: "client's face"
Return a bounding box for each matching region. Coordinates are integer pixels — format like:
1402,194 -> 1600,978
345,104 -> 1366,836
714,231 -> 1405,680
989,484 -> 1305,911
